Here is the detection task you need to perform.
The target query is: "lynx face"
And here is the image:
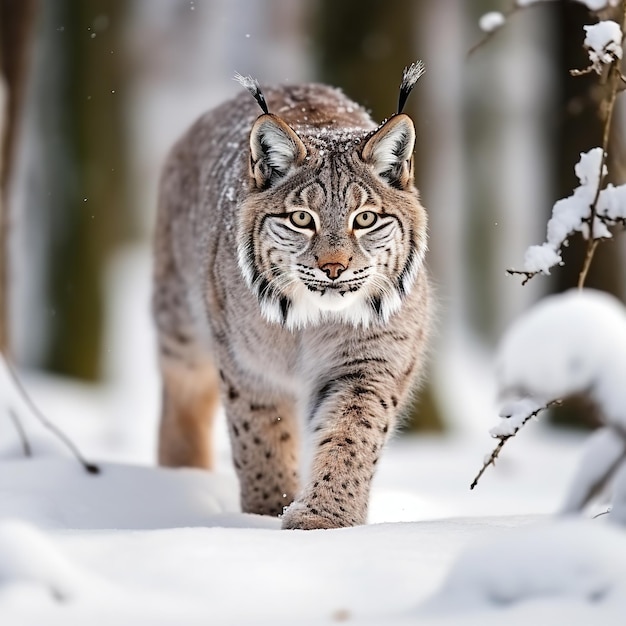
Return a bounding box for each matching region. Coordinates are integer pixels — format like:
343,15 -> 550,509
237,113 -> 428,330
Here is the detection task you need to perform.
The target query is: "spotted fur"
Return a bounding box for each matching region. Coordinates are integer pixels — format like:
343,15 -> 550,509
153,82 -> 432,529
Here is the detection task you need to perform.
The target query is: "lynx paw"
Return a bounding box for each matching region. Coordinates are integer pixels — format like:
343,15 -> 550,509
280,501 -> 347,530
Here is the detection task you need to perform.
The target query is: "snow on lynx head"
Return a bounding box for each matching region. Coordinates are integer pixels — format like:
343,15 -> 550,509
235,69 -> 428,330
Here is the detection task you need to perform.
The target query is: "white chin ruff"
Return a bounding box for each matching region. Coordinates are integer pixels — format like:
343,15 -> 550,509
303,289 -> 360,312
260,282 -> 403,331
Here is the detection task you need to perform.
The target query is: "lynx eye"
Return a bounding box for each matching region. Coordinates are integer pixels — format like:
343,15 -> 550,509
289,211 -> 315,229
354,211 -> 378,229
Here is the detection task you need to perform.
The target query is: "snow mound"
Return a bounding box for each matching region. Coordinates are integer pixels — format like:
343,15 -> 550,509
496,288 -> 626,425
0,457 -> 240,530
421,519 -> 626,614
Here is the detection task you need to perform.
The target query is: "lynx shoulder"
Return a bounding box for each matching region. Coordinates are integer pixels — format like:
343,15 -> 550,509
153,64 -> 432,529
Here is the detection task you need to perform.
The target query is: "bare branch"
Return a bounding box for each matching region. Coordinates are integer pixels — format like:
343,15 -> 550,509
2,356 -> 100,474
467,7 -> 517,58
577,238 -> 601,288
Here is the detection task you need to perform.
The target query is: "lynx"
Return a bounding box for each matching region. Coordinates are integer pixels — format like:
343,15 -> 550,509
153,63 -> 432,530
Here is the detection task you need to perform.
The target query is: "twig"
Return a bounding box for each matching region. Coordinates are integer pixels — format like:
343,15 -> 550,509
577,0 -> 626,288
8,407 -> 31,457
3,356 -> 100,474
468,1 -> 575,59
470,399 -> 561,490
570,65 -> 595,77
467,6 -> 518,58
506,268 -> 538,286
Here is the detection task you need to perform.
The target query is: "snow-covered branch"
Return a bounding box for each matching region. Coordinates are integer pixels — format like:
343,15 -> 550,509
573,19 -> 623,75
507,4 -> 626,287
508,147 -> 626,282
470,399 -> 560,490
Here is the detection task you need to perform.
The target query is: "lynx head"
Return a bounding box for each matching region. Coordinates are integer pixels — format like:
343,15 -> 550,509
236,67 -> 427,330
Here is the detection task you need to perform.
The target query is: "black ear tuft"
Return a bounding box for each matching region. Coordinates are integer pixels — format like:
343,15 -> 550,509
234,72 -> 269,114
397,61 -> 425,115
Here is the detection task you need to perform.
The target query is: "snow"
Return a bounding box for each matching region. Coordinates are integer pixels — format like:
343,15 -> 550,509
422,519 -> 626,617
598,181 -> 626,222
0,520 -> 109,603
561,426 -> 626,513
522,243 -> 561,274
516,0 -> 619,9
479,12 -> 506,34
611,464 -> 626,524
491,398 -> 544,437
584,21 -> 623,74
1,446 -> 615,625
0,384 -> 621,625
0,458 -> 239,530
580,0 -> 621,8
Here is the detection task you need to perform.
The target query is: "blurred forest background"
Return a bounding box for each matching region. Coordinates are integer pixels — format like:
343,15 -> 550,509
2,0 -> 625,438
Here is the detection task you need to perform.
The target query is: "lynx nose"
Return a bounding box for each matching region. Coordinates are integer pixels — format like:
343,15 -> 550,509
320,261 -> 347,280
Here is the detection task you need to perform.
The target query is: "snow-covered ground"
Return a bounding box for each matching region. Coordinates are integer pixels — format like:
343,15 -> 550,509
1,247 -> 624,625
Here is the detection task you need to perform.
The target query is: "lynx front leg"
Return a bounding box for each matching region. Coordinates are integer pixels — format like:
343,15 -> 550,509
158,358 -> 220,469
282,379 -> 398,530
221,374 -> 300,517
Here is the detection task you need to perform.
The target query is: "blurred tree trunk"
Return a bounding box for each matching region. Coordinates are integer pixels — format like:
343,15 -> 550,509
41,0 -> 131,380
313,0 -> 415,121
0,0 -> 38,354
550,2 -> 625,428
313,0 -> 444,431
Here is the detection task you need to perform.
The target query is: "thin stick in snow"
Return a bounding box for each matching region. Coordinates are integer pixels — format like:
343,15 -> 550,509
8,407 -> 31,457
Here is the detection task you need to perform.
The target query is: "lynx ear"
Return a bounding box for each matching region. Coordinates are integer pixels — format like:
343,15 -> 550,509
249,114 -> 307,189
361,114 -> 415,189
